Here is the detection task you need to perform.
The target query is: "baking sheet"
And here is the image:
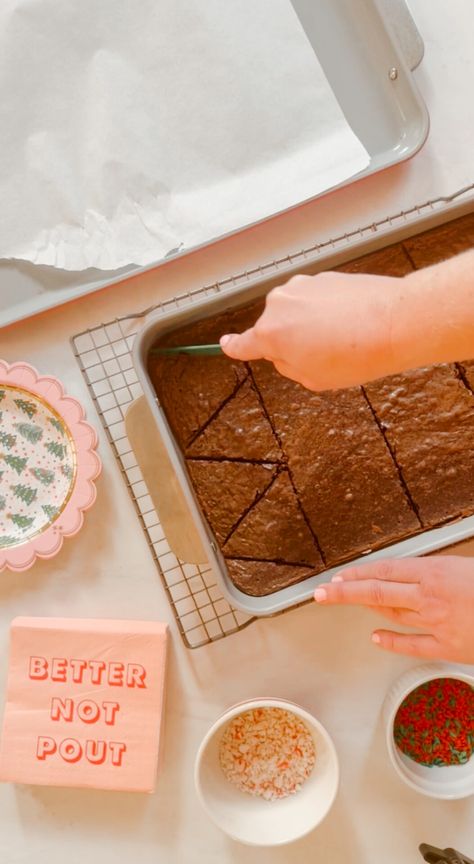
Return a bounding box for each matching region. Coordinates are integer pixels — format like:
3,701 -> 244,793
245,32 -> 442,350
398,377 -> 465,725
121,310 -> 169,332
0,0 -> 370,272
1,0 -> 435,329
133,282 -> 474,617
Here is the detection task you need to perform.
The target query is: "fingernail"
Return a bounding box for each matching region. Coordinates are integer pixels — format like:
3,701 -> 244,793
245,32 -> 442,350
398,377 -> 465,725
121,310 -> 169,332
331,575 -> 343,583
314,588 -> 327,603
372,633 -> 381,645
220,335 -> 232,349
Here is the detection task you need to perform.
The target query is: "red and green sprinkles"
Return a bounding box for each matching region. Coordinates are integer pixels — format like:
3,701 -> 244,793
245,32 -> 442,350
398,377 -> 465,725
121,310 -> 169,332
393,678 -> 474,767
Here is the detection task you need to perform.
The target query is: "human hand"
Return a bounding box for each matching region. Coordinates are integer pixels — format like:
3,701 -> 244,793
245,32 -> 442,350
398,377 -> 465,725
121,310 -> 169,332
313,556 -> 474,664
220,272 -> 407,391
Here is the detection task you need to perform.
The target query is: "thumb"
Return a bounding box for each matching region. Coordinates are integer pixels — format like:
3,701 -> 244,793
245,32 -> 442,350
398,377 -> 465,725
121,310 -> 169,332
220,328 -> 265,361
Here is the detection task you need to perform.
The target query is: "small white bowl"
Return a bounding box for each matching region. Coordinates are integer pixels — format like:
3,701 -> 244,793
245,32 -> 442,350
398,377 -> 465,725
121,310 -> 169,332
194,697 -> 339,846
383,663 -> 474,799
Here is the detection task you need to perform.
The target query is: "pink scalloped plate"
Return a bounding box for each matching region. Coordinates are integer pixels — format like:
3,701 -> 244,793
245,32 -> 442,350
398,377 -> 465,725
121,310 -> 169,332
0,360 -> 101,571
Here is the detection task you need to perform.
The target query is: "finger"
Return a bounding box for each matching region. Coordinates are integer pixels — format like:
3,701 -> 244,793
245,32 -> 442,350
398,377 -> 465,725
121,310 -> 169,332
372,630 -> 440,659
314,578 -> 420,611
220,330 -> 265,361
332,558 -> 427,585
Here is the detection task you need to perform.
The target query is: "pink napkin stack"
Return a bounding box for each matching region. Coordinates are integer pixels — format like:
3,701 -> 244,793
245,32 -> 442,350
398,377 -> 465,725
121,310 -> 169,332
0,617 -> 168,793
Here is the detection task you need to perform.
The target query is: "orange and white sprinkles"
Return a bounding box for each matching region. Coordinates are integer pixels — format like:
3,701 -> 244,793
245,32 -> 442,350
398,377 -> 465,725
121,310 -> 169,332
218,707 -> 316,801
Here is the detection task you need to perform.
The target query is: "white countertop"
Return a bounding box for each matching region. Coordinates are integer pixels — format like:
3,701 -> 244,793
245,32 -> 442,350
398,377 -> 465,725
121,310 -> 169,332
1,2 -> 473,862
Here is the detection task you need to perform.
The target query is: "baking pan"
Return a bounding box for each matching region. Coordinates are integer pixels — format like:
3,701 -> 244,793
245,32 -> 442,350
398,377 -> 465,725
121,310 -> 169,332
133,275 -> 474,617
1,0 -> 429,328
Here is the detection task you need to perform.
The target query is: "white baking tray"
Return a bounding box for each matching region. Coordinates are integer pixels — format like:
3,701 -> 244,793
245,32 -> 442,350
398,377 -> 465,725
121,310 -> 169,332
0,0 -> 429,329
133,274 -> 474,616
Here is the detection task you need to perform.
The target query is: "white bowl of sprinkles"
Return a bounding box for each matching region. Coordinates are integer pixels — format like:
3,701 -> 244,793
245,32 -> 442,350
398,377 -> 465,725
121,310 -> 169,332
194,698 -> 339,846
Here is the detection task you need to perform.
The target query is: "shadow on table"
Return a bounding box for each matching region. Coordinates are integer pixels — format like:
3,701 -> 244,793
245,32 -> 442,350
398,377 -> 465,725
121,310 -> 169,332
15,783 -> 149,837
220,788 -> 363,864
0,471 -> 110,608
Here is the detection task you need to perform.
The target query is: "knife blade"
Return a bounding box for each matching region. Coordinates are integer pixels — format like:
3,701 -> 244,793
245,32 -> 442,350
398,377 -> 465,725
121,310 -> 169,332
150,343 -> 224,357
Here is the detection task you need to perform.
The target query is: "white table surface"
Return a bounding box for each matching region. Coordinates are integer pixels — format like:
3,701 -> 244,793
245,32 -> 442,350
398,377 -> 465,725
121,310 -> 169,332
1,2 -> 474,861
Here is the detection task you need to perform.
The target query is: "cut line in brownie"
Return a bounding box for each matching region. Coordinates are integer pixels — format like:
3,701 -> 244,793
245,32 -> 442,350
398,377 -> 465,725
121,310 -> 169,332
360,385 -> 422,523
187,377 -> 281,461
147,299 -> 266,449
149,353 -> 247,449
148,293 -> 474,599
251,360 -> 420,565
225,559 -> 315,597
457,361 -> 474,396
365,365 -> 474,527
223,470 -> 323,568
187,460 -> 277,545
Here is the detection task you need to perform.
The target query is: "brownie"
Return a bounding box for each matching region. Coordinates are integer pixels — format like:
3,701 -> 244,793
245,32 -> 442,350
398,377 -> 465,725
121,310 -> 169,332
187,377 -> 280,461
148,354 -> 247,449
458,360 -> 474,394
224,470 -> 323,568
187,460 -> 277,545
251,361 -> 420,565
148,296 -> 474,597
226,559 -> 314,596
403,213 -> 474,268
365,365 -> 474,526
155,298 -> 265,349
148,299 -> 265,450
336,245 -> 413,276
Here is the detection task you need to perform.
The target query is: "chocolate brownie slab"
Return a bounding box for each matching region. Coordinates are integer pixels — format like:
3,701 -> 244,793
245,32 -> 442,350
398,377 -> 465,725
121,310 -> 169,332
225,559 -> 314,596
458,361 -> 474,394
224,470 -> 323,568
154,298 -> 265,349
187,378 -> 280,461
187,460 -> 277,545
148,354 -> 247,449
251,361 -> 420,564
365,365 -> 474,526
148,300 -> 265,448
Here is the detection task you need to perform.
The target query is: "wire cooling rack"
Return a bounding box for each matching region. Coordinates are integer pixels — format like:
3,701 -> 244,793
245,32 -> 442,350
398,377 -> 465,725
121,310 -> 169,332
72,308 -> 257,649
71,183 -> 474,649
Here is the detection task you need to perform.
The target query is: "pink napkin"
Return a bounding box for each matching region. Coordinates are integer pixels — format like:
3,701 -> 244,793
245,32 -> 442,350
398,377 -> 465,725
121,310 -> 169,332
0,617 -> 168,792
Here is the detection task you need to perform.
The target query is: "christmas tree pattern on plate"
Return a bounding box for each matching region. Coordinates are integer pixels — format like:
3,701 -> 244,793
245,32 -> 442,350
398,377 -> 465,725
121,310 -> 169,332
0,386 -> 76,549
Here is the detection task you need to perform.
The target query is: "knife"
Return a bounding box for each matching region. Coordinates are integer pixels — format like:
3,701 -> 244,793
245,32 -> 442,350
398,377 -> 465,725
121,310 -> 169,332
150,343 -> 224,356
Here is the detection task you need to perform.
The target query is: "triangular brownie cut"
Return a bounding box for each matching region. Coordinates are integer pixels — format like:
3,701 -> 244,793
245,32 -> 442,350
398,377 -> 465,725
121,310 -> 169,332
148,354 -> 247,449
187,460 -> 277,544
147,300 -> 264,450
251,360 -> 420,565
226,559 -> 315,597
187,378 -> 280,461
224,471 -> 322,567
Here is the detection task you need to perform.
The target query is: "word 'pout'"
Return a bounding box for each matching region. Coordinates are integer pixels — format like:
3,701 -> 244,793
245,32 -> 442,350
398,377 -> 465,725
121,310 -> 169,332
37,737 -> 126,766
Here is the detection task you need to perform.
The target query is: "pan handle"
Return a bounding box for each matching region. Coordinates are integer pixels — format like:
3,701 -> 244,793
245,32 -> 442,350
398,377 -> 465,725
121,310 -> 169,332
125,397 -> 208,566
377,0 -> 424,70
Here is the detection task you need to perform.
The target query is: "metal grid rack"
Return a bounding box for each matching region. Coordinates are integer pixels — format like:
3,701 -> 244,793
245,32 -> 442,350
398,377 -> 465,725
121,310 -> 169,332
71,183 -> 474,649
72,309 -> 256,649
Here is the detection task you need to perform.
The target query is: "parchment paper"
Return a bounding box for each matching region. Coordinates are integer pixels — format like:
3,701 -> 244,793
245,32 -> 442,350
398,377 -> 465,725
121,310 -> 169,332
0,0 -> 369,271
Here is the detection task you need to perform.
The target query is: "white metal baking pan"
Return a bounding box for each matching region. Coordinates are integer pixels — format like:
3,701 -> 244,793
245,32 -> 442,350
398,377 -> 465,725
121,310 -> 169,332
0,0 -> 429,329
133,272 -> 474,617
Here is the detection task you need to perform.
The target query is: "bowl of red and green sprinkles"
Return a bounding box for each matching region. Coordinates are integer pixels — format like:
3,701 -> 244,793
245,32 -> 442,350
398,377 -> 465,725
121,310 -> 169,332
194,698 -> 339,846
383,664 -> 474,799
